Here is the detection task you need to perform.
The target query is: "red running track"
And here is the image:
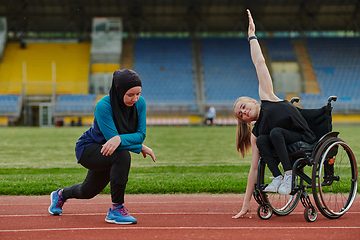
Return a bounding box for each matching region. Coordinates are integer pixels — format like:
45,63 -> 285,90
1,194 -> 359,240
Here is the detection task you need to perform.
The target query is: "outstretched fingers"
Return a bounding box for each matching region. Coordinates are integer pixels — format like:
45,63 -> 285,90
141,145 -> 157,162
232,209 -> 252,219
232,202 -> 253,219
247,9 -> 253,23
247,9 -> 255,35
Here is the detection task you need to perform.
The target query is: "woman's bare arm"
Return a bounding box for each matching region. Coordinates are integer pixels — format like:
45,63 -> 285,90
232,133 -> 259,218
247,9 -> 280,102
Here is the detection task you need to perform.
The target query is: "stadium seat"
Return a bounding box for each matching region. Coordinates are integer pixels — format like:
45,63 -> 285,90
300,37 -> 360,111
55,94 -> 96,114
133,37 -> 196,105
200,37 -> 259,103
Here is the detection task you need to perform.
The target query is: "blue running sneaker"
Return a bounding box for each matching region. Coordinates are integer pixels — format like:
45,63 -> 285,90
105,205 -> 137,224
48,189 -> 66,215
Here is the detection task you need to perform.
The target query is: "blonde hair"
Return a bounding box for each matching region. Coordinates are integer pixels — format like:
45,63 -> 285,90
233,97 -> 255,158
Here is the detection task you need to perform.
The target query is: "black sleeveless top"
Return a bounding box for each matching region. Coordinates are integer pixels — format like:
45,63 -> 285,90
252,100 -> 316,143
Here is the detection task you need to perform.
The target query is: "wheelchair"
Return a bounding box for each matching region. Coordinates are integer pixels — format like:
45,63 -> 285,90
253,96 -> 358,222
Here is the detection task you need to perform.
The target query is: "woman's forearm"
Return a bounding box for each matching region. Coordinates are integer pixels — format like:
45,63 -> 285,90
244,167 -> 257,203
250,39 -> 266,68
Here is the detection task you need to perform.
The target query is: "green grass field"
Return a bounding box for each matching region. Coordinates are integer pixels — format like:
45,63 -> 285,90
0,125 -> 359,195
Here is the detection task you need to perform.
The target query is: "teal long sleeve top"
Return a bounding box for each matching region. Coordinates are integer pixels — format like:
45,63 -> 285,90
75,95 -> 146,162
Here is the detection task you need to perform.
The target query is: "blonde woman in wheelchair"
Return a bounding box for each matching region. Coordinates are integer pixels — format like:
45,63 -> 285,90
232,10 -> 316,219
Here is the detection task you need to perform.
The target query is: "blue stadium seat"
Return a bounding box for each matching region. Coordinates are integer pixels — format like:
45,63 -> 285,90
55,94 -> 96,113
300,37 -> 360,110
0,94 -> 20,114
265,38 -> 297,61
200,37 -> 259,103
133,37 -> 196,104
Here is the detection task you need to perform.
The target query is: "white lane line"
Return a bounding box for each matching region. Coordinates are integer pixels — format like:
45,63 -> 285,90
1,226 -> 360,233
1,211 -> 359,217
0,201 -> 347,206
0,201 -> 241,206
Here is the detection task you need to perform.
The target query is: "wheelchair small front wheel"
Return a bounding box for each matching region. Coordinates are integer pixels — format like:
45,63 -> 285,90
257,205 -> 273,220
304,206 -> 318,222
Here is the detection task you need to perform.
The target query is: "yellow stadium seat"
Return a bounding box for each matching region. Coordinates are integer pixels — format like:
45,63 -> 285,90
0,43 -> 91,95
0,117 -> 8,126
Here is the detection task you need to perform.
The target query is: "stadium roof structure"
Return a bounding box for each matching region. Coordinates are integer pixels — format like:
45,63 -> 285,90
1,0 -> 359,39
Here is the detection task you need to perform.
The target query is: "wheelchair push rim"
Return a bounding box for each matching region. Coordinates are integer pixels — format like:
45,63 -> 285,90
312,138 -> 358,218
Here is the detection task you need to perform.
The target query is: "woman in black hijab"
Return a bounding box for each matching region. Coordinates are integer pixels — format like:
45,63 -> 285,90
49,69 -> 156,225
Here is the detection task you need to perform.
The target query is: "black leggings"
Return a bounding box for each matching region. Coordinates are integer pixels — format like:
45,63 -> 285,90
256,127 -> 305,177
62,143 -> 131,204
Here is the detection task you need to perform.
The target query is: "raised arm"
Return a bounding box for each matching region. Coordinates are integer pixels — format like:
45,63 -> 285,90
247,9 -> 280,102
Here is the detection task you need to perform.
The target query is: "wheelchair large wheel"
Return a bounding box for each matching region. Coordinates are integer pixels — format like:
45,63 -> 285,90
312,137 -> 358,219
259,159 -> 302,216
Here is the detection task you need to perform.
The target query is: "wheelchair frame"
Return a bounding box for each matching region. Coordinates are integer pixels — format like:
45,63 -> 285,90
253,96 -> 358,222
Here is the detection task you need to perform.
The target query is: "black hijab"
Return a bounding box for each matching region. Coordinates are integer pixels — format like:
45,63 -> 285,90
109,69 -> 142,134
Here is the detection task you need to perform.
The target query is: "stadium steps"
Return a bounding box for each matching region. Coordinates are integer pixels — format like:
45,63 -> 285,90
299,37 -> 360,112
259,39 -> 272,75
121,38 -> 135,70
91,63 -> 120,74
292,39 -> 321,94
285,93 -> 303,108
191,37 -> 206,115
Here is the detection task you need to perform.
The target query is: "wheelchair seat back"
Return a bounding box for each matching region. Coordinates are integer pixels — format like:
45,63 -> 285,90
296,103 -> 332,141
286,102 -> 333,157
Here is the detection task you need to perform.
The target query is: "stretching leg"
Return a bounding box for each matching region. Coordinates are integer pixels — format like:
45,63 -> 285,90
62,169 -> 110,200
62,143 -> 131,204
256,134 -> 282,177
269,127 -> 304,172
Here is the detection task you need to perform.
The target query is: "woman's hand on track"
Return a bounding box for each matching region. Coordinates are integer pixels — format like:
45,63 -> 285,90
232,201 -> 252,219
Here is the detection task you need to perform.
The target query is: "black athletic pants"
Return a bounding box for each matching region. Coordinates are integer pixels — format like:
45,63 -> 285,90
256,127 -> 305,177
62,143 -> 131,204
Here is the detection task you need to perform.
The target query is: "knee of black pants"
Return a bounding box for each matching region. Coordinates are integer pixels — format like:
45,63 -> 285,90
78,188 -> 99,199
63,183 -> 102,200
269,128 -> 284,143
110,150 -> 131,185
256,135 -> 271,152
